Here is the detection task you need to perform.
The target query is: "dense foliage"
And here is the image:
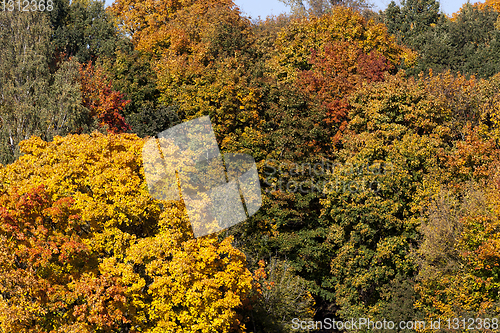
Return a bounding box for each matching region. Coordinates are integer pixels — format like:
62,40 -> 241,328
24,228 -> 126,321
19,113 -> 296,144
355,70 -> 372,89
0,134 -> 253,332
2,0 -> 500,331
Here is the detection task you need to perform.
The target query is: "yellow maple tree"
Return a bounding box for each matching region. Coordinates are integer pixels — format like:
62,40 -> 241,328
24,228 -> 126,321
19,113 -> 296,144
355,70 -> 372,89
0,133 -> 252,332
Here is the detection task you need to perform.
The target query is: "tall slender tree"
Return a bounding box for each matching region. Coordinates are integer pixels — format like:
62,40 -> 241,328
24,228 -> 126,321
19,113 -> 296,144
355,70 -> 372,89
0,10 -> 90,164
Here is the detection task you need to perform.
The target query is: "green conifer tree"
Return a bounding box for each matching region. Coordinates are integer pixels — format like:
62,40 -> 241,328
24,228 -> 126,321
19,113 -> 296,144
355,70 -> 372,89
384,0 -> 441,49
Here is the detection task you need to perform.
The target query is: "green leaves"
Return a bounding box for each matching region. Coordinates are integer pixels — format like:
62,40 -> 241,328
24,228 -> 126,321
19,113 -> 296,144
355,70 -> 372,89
50,0 -> 120,63
384,0 -> 440,46
387,1 -> 500,78
0,10 -> 92,164
5,0 -> 500,330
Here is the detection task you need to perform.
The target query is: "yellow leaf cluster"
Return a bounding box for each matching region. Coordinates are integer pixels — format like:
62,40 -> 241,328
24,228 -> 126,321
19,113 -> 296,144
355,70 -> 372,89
0,133 -> 252,332
269,6 -> 416,84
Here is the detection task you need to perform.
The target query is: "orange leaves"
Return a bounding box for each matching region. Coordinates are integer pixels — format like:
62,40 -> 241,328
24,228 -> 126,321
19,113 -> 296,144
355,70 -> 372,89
260,7 -> 413,161
71,272 -> 128,328
79,62 -> 130,134
470,0 -> 500,12
110,0 -> 246,57
7,133 -> 154,233
0,185 -> 97,332
123,225 -> 252,332
110,0 -> 259,143
445,127 -> 500,183
420,182 -> 500,320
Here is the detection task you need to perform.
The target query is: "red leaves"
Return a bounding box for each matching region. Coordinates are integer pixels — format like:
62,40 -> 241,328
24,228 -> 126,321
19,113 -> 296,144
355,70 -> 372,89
357,50 -> 392,82
79,62 -> 131,134
294,41 -> 392,147
297,41 -> 391,110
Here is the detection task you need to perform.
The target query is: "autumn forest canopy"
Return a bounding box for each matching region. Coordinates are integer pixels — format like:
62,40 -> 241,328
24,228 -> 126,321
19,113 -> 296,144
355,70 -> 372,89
2,0 -> 500,331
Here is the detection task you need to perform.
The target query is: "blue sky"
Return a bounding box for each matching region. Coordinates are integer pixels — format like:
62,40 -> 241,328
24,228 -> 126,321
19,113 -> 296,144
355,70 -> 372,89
103,0 -> 473,18
231,0 -> 471,19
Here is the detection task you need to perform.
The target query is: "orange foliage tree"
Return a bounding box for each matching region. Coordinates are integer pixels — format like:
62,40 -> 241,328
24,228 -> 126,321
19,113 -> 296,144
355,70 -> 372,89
258,6 -> 415,163
109,0 -> 263,152
415,125 -> 500,326
269,6 -> 415,84
0,185 -> 127,332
